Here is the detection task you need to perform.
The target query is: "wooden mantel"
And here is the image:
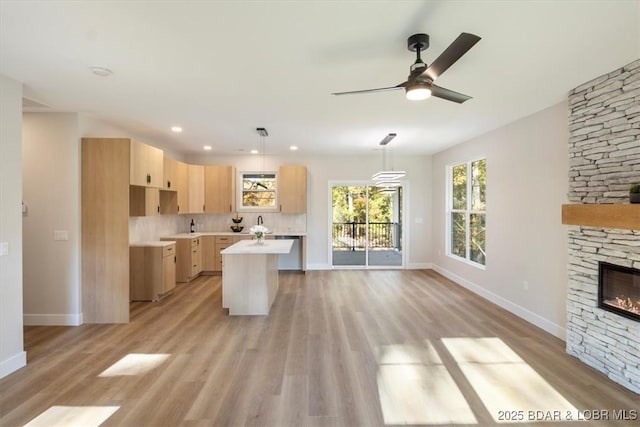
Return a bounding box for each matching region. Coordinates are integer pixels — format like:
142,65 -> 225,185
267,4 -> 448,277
562,204 -> 640,230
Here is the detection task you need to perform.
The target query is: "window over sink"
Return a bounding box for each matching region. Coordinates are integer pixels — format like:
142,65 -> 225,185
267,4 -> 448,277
237,171 -> 278,211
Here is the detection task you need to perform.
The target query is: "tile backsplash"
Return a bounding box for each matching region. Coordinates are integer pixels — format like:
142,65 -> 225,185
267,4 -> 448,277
129,212 -> 306,242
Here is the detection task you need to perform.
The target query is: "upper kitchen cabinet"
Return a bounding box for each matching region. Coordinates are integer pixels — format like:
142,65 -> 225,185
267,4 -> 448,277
163,156 -> 178,190
205,165 -> 236,213
176,160 -> 189,214
130,140 -> 163,188
187,164 -> 205,214
279,165 -> 307,213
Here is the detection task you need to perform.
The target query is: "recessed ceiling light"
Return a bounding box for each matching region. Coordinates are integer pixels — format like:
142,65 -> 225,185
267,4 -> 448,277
90,66 -> 113,77
203,145 -> 212,151
171,126 -> 182,133
290,145 -> 298,151
250,149 -> 259,154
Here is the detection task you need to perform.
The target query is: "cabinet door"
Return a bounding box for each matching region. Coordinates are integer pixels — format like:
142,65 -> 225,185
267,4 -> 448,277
130,140 -> 164,188
205,165 -> 235,213
176,161 -> 189,214
279,165 -> 307,213
187,164 -> 205,213
147,145 -> 164,188
130,140 -> 149,186
163,156 -> 178,190
201,236 -> 216,271
163,252 -> 176,294
191,238 -> 202,276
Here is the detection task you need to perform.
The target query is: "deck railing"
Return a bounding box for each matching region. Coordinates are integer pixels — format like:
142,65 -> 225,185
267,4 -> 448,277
332,222 -> 400,251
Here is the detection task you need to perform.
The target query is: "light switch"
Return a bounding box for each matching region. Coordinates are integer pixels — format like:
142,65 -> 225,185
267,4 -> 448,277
53,230 -> 69,241
0,242 -> 8,256
415,217 -> 423,224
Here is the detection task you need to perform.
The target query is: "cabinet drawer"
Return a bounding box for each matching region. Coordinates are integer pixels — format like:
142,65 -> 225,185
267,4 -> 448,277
191,237 -> 200,247
215,243 -> 232,254
215,236 -> 233,243
162,244 -> 176,257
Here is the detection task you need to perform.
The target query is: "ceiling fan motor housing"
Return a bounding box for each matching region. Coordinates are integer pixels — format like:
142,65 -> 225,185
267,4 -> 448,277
408,33 -> 430,52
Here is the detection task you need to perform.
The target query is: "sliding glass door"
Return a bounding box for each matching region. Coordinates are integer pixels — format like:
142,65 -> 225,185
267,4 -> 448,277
331,184 -> 403,268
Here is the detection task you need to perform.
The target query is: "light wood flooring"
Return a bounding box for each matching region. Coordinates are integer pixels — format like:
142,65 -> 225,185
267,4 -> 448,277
1,270 -> 639,426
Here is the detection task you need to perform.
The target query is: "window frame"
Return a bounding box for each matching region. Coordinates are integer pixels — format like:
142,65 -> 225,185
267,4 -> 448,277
236,170 -> 280,212
446,158 -> 486,269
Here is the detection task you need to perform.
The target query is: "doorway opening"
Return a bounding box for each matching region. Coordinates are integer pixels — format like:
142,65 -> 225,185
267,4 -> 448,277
331,184 -> 404,268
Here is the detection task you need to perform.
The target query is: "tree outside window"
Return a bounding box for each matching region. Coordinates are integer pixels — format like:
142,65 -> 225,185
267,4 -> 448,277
448,159 -> 486,266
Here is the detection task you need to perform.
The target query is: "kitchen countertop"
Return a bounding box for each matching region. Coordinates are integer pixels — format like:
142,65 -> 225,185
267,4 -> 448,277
221,239 -> 294,255
161,231 -> 306,238
130,240 -> 176,247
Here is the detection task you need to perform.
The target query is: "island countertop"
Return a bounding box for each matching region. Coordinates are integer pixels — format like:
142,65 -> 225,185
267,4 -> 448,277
221,239 -> 294,255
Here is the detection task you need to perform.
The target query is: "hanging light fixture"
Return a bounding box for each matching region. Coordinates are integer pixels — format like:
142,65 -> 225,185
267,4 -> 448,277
372,133 -> 405,183
256,127 -> 268,176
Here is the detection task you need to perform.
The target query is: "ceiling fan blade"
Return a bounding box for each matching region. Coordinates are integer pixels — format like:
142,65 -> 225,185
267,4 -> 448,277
431,84 -> 472,103
424,32 -> 480,81
332,82 -> 406,96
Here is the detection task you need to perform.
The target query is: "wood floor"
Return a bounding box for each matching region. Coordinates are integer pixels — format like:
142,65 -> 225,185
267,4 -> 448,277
1,270 -> 638,426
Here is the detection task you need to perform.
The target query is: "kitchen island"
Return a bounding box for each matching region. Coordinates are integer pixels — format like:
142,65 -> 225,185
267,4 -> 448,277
221,239 -> 294,315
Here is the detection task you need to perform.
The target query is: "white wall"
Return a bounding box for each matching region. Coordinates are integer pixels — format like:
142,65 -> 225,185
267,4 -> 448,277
186,152 -> 433,269
0,74 -> 26,377
431,102 -> 569,338
22,113 -> 82,325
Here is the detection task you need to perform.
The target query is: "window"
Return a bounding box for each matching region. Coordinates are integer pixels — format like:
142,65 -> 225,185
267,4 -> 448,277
238,172 -> 278,210
447,159 -> 486,266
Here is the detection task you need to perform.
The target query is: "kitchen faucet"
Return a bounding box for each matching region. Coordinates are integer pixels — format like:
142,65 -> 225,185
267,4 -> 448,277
257,215 -> 263,225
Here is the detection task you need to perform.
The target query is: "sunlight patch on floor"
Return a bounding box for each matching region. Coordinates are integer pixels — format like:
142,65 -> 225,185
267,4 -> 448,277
23,405 -> 119,427
376,343 -> 478,425
98,353 -> 170,377
442,338 -> 581,423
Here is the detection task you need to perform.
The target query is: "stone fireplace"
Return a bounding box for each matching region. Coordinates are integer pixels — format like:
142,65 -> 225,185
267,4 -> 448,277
565,58 -> 640,394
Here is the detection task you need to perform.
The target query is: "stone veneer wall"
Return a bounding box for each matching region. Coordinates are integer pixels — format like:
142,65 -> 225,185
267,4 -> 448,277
566,59 -> 640,394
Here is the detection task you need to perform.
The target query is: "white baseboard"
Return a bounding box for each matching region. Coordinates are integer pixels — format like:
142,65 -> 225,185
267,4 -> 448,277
24,313 -> 83,326
406,262 -> 433,269
0,351 -> 26,379
432,264 -> 566,340
306,263 -> 332,270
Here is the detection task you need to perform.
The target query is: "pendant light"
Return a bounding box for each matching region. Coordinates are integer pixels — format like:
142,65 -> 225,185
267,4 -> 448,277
372,133 -> 405,187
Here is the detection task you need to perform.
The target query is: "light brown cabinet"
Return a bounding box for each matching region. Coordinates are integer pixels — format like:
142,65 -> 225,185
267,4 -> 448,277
130,186 -> 160,216
176,160 -> 189,214
129,243 -> 176,301
130,140 -> 163,188
162,236 -> 201,282
279,165 -> 307,213
201,236 -> 216,272
204,165 -> 236,213
163,156 -> 178,191
187,164 -> 205,214
82,138 -> 131,323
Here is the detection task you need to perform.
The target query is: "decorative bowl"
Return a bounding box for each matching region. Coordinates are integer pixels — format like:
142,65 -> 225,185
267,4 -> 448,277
230,225 -> 244,232
232,216 -> 243,224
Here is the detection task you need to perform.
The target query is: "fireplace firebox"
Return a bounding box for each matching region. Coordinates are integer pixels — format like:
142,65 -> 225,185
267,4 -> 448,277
598,262 -> 640,322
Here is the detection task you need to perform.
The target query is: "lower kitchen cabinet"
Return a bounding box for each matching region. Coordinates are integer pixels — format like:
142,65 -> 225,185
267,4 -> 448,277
161,236 -> 201,282
129,242 -> 176,301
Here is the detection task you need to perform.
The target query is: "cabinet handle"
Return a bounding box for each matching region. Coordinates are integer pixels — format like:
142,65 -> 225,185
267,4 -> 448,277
147,174 -> 151,184
157,205 -> 160,213
229,204 -> 232,212
167,180 -> 171,189
174,256 -> 176,263
177,205 -> 180,213
203,204 -> 205,212
167,247 -> 173,251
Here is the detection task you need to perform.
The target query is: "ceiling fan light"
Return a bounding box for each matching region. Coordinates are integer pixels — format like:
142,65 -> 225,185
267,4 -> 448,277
405,84 -> 432,101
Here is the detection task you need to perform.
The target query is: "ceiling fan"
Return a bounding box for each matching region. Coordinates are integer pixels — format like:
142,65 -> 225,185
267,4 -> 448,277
332,32 -> 481,103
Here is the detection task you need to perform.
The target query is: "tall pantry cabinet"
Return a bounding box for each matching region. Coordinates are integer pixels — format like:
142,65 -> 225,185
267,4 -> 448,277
82,137 -> 163,323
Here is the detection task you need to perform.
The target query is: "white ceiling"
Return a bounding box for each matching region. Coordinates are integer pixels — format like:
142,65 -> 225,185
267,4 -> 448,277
1,1 -> 638,156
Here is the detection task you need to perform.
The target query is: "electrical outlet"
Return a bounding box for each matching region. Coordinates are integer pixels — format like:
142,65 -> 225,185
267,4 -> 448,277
54,230 -> 69,241
0,242 -> 8,256
523,280 -> 529,290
